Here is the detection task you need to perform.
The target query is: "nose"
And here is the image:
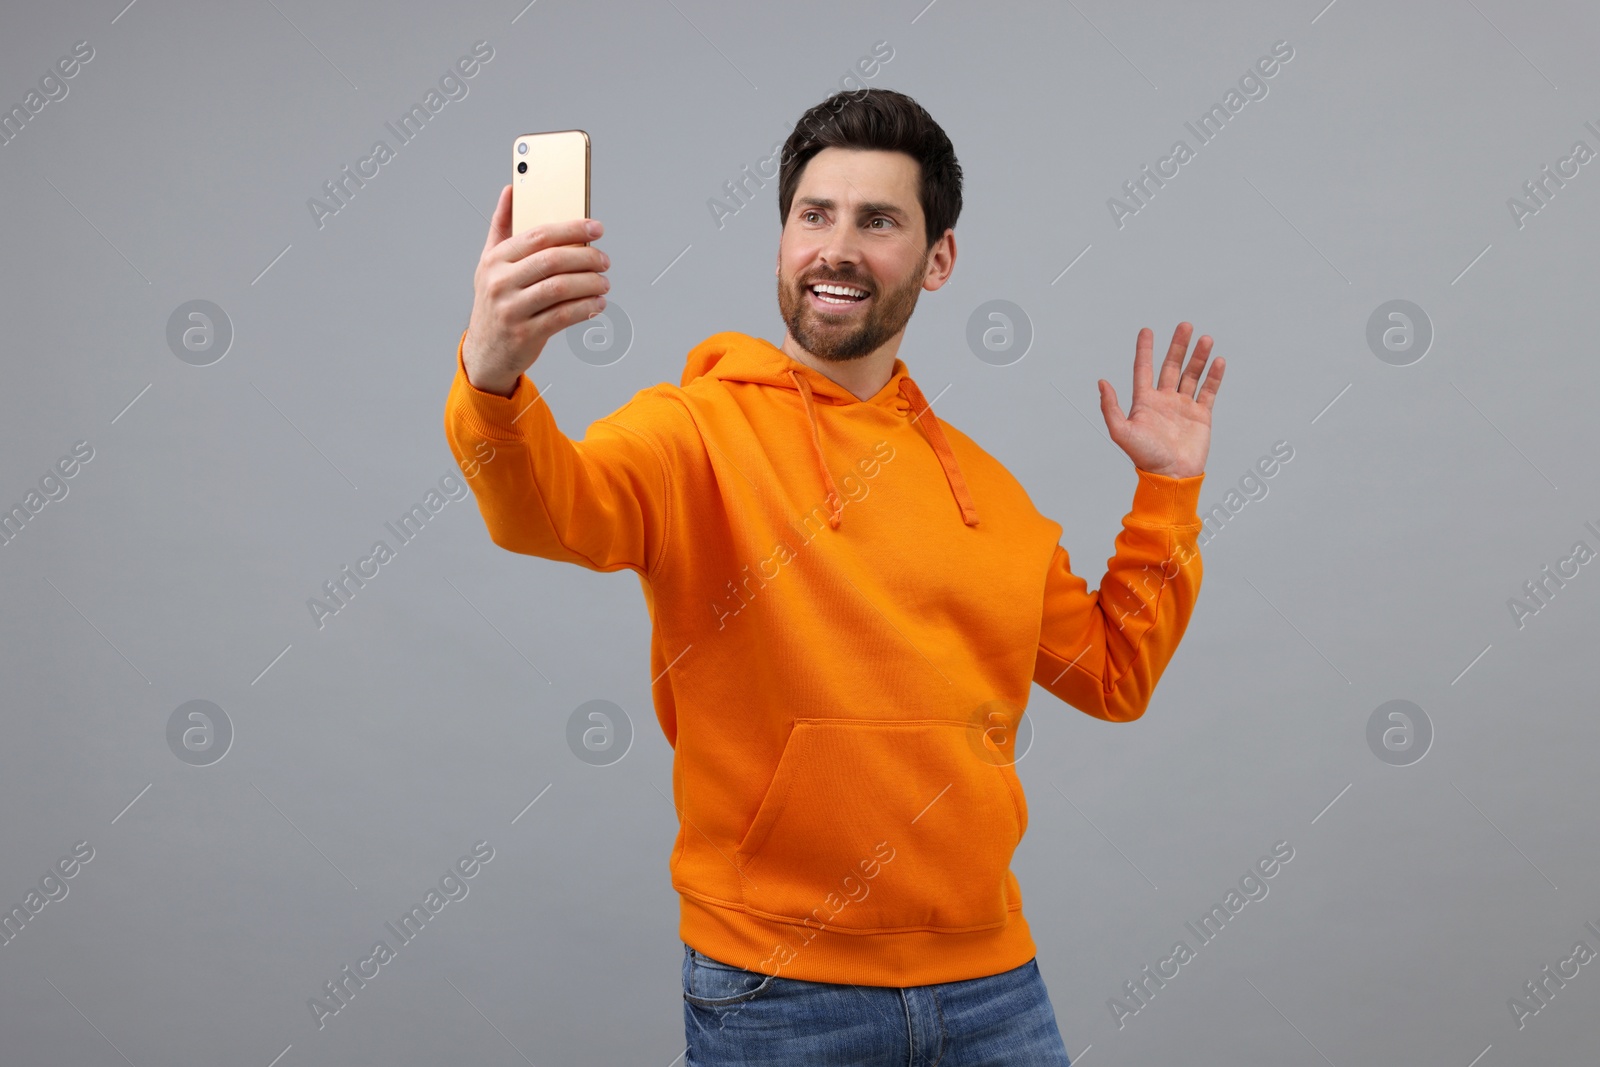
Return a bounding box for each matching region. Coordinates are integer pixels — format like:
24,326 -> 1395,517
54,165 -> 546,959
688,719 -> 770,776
816,223 -> 863,276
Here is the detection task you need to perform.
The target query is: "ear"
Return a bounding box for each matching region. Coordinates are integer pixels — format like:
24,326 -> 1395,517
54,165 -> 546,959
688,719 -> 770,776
922,229 -> 957,292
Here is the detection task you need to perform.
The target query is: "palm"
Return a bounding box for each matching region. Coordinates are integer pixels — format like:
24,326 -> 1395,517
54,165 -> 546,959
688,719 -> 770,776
1098,323 -> 1224,479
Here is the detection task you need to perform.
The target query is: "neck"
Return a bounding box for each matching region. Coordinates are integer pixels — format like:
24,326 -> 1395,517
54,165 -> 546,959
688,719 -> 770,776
778,331 -> 903,402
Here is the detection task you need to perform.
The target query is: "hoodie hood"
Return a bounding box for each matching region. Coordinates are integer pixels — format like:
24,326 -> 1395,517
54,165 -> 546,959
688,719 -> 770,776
681,331 -> 979,530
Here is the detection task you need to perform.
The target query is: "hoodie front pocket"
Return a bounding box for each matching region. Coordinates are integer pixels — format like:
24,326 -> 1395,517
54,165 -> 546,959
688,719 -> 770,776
733,717 -> 1024,934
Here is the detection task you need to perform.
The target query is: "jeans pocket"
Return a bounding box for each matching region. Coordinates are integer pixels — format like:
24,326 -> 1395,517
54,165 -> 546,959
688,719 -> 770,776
683,945 -> 777,1008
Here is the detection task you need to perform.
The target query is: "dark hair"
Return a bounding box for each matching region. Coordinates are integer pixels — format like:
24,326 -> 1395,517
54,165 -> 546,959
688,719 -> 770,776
776,88 -> 962,251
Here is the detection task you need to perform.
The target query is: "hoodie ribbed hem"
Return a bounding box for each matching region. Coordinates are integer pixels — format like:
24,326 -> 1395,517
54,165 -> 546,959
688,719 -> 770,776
679,892 -> 1039,987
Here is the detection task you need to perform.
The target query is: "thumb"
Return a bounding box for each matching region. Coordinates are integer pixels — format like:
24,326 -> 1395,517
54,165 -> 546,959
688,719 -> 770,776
1098,379 -> 1126,433
482,184 -> 512,257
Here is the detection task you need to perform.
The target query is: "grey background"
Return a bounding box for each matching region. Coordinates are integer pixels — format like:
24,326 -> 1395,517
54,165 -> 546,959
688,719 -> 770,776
3,0 -> 1597,1064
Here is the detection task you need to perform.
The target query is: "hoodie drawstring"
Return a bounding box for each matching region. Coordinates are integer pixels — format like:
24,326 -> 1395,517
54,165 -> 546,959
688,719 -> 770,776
898,377 -> 980,527
785,368 -> 980,530
788,369 -> 845,529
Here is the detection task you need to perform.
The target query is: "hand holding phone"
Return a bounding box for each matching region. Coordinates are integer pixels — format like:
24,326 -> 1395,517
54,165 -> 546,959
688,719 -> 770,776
462,132 -> 605,396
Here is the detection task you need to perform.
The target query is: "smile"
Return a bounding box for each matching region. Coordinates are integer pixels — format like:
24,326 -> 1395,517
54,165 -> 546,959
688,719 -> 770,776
808,282 -> 871,311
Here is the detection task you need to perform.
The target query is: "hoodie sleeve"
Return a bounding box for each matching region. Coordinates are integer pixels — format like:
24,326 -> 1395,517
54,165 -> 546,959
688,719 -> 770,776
1033,468 -> 1205,722
442,327 -> 686,576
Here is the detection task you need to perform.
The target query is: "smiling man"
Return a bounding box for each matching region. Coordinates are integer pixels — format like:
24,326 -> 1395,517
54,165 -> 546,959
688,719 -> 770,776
775,146 -> 935,374
444,88 -> 1224,1066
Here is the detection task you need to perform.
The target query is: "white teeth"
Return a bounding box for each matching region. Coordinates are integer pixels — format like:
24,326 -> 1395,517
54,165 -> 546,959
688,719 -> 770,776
811,283 -> 868,298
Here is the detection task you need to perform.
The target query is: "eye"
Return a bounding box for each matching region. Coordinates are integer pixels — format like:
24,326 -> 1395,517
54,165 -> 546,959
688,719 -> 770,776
868,216 -> 893,229
802,210 -> 823,224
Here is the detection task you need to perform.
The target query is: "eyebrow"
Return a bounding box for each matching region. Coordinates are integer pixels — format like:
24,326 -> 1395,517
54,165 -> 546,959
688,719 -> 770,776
795,196 -> 909,222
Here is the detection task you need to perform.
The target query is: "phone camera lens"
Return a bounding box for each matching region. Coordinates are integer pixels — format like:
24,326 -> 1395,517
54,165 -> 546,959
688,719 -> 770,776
517,161 -> 527,174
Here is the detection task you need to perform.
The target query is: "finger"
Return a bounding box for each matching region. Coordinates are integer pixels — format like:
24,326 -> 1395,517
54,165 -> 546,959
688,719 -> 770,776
529,292 -> 609,336
482,185 -> 512,257
1131,328 -> 1153,405
501,245 -> 610,314
1195,356 -> 1225,412
1177,334 -> 1213,398
1098,379 -> 1126,430
517,271 -> 610,324
506,218 -> 603,265
1155,322 -> 1193,392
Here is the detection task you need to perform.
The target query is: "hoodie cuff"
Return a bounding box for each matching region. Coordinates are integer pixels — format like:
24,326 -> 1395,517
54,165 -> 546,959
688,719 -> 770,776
452,326 -> 548,441
1129,467 -> 1205,526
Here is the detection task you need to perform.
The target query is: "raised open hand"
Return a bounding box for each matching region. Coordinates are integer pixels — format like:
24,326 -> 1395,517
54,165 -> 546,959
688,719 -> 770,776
1098,323 -> 1224,479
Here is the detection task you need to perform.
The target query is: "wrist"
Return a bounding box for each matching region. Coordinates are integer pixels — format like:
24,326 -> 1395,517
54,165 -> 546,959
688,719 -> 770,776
461,349 -> 520,398
458,328 -> 514,398
465,366 -> 519,398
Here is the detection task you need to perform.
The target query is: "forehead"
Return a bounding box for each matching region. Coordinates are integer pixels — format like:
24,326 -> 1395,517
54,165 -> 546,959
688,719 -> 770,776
792,147 -> 921,213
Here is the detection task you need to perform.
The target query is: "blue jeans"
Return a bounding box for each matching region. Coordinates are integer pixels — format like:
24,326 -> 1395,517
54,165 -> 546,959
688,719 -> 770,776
682,943 -> 1074,1066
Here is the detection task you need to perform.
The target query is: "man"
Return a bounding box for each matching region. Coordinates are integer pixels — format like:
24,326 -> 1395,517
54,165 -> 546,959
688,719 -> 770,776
444,88 -> 1223,1065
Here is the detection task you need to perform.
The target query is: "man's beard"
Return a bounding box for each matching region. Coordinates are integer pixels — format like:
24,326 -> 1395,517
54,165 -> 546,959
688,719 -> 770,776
777,248 -> 929,362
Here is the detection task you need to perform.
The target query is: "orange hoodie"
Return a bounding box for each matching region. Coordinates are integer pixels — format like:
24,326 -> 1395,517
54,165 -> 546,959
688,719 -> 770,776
443,326 -> 1205,987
